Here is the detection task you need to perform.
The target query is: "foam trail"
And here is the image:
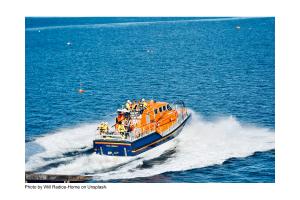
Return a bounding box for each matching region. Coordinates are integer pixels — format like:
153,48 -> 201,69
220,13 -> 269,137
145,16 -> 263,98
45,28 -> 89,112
26,119 -> 114,172
26,17 -> 254,31
91,111 -> 274,180
26,110 -> 274,180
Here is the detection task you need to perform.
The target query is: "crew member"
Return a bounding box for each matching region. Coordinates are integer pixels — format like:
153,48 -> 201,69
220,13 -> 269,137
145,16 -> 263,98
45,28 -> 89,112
142,98 -> 148,109
138,98 -> 147,114
103,122 -> 109,134
97,122 -> 102,134
139,99 -> 144,110
98,122 -> 109,134
123,118 -> 131,132
135,100 -> 140,112
132,100 -> 137,111
116,112 -> 125,124
118,122 -> 126,138
125,100 -> 132,111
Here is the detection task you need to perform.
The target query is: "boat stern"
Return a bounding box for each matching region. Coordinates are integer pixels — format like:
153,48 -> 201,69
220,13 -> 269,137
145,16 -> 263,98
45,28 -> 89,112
93,139 -> 133,156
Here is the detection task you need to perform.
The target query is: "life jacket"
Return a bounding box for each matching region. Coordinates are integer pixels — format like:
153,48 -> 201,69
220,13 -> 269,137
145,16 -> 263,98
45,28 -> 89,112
132,102 -> 137,110
102,124 -> 108,131
116,114 -> 125,123
98,123 -> 105,129
125,103 -> 131,110
98,123 -> 107,134
118,124 -> 126,133
139,102 -> 143,108
100,124 -> 105,130
143,102 -> 148,108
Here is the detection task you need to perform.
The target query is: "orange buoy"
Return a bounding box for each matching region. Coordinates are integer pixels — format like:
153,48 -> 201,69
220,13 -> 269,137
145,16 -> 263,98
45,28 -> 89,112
78,89 -> 85,93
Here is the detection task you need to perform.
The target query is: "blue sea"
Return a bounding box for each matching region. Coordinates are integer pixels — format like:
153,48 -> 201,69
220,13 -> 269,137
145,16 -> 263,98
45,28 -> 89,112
25,17 -> 275,183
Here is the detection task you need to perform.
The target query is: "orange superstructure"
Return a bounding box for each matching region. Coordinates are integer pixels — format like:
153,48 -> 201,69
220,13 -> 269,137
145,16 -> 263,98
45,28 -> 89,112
134,100 -> 181,135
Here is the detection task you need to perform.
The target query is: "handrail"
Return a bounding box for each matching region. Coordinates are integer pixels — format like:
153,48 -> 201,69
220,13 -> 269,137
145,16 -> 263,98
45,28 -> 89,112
96,100 -> 188,142
95,113 -> 189,142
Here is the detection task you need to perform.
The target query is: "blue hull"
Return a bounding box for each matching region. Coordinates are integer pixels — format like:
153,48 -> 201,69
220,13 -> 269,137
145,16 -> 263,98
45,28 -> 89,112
93,114 -> 191,156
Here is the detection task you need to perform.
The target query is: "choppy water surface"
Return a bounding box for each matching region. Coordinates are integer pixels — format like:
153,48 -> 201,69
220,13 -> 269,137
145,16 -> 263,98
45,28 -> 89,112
26,17 -> 275,182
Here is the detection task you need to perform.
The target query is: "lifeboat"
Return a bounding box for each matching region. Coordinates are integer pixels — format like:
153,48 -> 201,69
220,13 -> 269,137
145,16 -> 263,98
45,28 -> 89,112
93,100 -> 191,156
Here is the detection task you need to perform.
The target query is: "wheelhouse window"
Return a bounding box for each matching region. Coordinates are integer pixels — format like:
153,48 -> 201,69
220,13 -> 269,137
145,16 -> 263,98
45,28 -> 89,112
154,109 -> 158,114
167,104 -> 172,110
159,107 -> 163,112
163,106 -> 166,111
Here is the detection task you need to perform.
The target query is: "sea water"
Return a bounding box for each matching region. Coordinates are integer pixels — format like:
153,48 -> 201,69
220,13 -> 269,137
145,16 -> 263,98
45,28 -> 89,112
25,17 -> 275,182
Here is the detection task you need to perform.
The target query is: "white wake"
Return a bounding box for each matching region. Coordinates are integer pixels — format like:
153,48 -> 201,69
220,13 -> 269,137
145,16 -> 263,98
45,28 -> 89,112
25,110 -> 274,180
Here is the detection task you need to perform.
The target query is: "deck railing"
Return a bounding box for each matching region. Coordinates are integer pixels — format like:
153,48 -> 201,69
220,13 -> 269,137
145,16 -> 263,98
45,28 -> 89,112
95,113 -> 188,142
